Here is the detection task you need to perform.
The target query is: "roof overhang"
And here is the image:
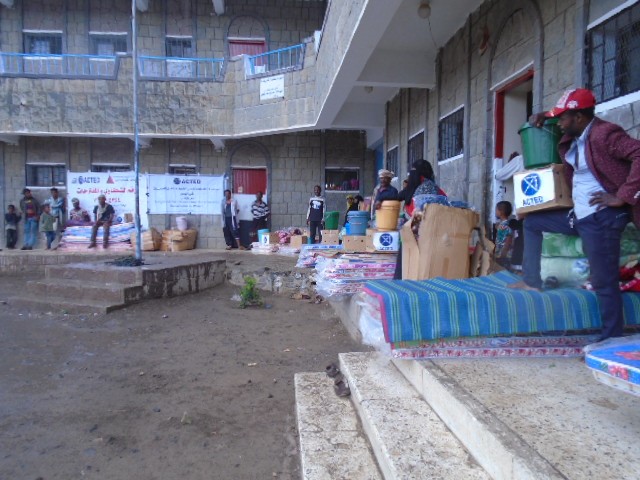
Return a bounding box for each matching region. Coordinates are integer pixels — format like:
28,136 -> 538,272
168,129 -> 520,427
318,0 -> 483,146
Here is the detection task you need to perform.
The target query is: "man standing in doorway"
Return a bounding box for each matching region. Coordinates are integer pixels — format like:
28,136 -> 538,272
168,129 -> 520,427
306,185 -> 325,244
251,191 -> 270,231
19,188 -> 40,250
221,189 -> 241,250
88,194 -> 114,249
510,88 -> 640,341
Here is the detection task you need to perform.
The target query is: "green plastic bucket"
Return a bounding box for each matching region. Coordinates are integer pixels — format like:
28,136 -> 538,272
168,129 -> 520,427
518,118 -> 562,169
324,211 -> 340,230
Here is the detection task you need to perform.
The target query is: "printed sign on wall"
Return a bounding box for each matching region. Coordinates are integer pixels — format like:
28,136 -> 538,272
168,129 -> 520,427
260,74 -> 285,102
67,171 -> 148,227
147,174 -> 225,214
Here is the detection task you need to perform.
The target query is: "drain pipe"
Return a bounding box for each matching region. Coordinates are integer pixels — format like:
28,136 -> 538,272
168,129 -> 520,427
131,0 -> 143,262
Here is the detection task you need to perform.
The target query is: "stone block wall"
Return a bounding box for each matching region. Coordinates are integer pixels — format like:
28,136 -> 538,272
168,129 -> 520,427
2,0 -> 325,58
0,129 -> 368,249
381,0 -> 640,223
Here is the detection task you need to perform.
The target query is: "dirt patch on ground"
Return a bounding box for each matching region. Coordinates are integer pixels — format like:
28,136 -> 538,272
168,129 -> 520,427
0,273 -> 367,480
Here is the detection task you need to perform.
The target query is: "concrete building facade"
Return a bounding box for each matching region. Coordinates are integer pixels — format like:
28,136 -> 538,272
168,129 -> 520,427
1,0 -> 639,248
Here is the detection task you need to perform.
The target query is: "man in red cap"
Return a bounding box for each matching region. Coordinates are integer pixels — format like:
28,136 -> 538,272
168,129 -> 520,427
511,88 -> 640,341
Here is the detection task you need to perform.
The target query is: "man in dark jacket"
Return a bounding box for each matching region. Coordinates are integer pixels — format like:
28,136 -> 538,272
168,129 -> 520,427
511,88 -> 640,341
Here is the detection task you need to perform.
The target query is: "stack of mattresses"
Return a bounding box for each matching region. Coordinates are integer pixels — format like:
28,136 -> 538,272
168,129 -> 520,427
59,222 -> 135,252
585,336 -> 640,396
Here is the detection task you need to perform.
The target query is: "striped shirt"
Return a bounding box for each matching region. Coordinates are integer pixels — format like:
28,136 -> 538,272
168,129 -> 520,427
251,200 -> 270,219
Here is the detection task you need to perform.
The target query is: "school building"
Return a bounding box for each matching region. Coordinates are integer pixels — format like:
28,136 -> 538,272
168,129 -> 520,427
0,0 -> 638,247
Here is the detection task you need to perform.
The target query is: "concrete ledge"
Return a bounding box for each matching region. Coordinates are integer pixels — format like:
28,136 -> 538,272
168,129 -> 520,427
392,358 -> 564,480
295,372 -> 382,480
340,352 -> 489,480
329,296 -> 363,343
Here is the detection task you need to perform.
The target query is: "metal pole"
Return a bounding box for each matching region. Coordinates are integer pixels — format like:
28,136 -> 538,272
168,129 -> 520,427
132,0 -> 142,262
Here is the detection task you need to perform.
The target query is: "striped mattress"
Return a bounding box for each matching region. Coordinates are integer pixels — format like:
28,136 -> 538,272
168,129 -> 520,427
363,271 -> 640,343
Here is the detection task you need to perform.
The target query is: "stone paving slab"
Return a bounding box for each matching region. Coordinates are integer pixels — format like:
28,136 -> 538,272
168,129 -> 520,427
295,372 -> 382,480
340,352 -> 490,480
418,357 -> 640,480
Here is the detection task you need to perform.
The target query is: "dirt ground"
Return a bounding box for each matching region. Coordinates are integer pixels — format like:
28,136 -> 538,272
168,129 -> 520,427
0,271 -> 367,480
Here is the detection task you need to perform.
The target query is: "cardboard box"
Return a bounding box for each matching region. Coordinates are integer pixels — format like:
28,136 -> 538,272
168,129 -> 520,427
160,229 -> 198,252
342,235 -> 367,252
130,227 -> 161,251
513,164 -> 573,215
321,229 -> 340,245
401,203 -> 478,280
260,232 -> 280,245
366,229 -> 400,252
290,235 -> 308,248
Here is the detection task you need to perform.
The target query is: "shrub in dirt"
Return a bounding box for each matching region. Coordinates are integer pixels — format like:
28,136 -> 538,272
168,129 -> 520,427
239,276 -> 263,308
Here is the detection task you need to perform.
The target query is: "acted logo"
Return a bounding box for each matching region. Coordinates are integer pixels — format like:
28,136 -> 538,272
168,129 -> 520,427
520,173 -> 545,206
174,177 -> 201,185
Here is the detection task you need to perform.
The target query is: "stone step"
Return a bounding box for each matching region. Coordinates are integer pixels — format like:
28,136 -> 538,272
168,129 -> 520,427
45,262 -> 143,284
392,358 -> 566,480
25,279 -> 143,305
339,352 -> 490,480
8,295 -> 127,314
294,372 -> 383,480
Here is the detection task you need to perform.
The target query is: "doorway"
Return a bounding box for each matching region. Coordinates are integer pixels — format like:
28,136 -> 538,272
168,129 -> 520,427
493,71 -> 534,210
232,167 -> 268,246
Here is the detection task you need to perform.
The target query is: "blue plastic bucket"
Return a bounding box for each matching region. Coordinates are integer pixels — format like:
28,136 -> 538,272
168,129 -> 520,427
258,229 -> 269,244
347,211 -> 370,236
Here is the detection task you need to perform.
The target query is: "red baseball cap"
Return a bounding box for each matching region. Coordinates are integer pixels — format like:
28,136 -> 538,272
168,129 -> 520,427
546,88 -> 596,117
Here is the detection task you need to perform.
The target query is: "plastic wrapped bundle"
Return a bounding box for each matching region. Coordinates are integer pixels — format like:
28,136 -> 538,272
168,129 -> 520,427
295,244 -> 343,268
314,254 -> 397,299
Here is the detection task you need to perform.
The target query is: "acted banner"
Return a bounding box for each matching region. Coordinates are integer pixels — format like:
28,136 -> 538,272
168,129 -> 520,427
67,171 -> 148,227
147,174 -> 225,214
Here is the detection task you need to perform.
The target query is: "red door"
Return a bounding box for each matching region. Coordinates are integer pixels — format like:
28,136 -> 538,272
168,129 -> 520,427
229,40 -> 266,58
232,168 -> 267,195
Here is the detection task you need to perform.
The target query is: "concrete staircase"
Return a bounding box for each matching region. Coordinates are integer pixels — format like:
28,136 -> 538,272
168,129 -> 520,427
296,352 -> 563,480
296,351 -> 640,480
9,257 -> 226,314
296,352 -> 490,480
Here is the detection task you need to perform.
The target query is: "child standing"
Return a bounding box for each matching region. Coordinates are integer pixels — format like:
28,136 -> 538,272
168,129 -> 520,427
494,201 -> 514,269
5,204 -> 21,249
306,185 -> 325,244
39,203 -> 57,250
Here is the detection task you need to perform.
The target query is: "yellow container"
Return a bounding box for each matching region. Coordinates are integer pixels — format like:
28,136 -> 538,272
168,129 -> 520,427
376,200 -> 401,231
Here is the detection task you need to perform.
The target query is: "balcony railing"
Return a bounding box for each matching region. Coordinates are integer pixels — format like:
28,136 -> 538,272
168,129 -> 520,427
0,52 -> 120,78
246,44 -> 305,77
138,56 -> 224,81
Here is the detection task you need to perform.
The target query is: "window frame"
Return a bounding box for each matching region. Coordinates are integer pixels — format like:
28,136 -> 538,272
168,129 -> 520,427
585,2 -> 640,103
324,167 -> 360,193
91,163 -> 131,173
89,32 -> 128,56
168,164 -> 197,175
386,146 -> 399,175
23,30 -> 63,55
438,106 -> 465,163
407,130 -> 425,170
25,163 -> 66,188
165,36 -> 194,58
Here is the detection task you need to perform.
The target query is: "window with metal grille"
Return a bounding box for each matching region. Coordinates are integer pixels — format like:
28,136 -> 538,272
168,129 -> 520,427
90,34 -> 128,56
386,146 -> 398,175
166,37 -> 193,58
438,107 -> 464,162
24,33 -> 62,55
91,164 -> 130,173
169,165 -> 197,175
26,164 -> 66,187
586,3 -> 640,103
325,168 -> 359,192
407,131 -> 424,170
